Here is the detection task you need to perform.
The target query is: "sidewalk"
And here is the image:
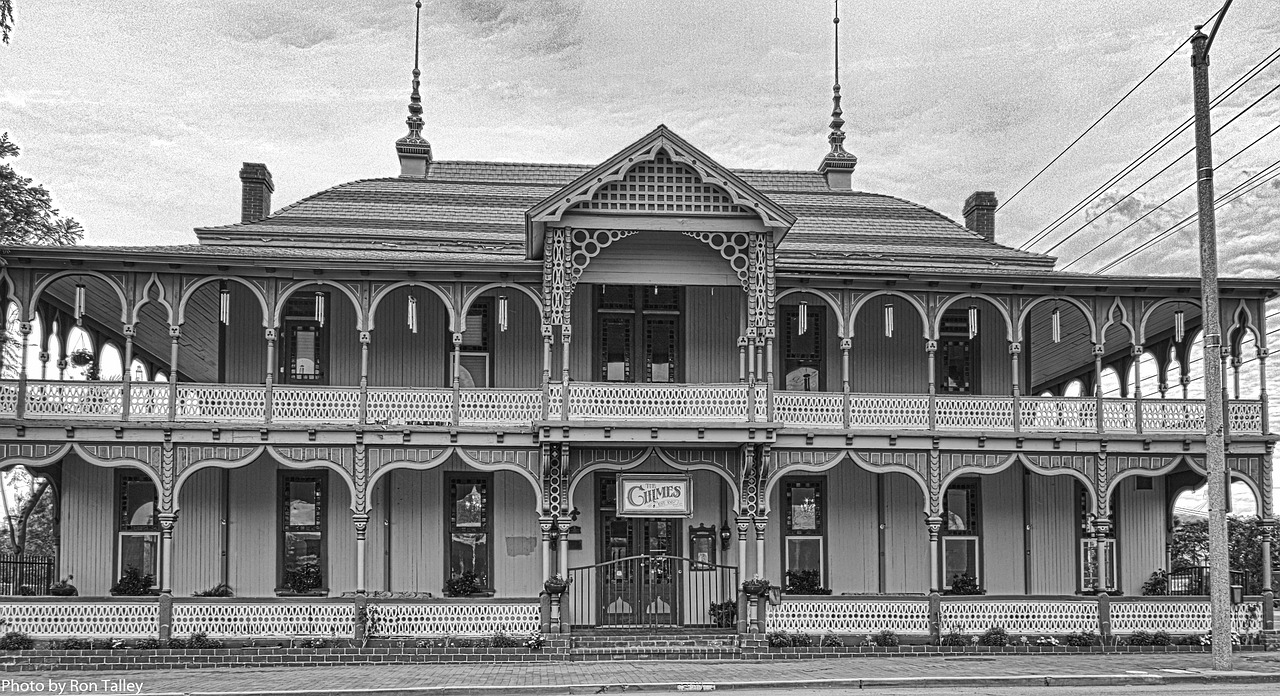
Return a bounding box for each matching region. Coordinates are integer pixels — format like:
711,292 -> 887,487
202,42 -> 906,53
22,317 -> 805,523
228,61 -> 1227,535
4,653 -> 1280,695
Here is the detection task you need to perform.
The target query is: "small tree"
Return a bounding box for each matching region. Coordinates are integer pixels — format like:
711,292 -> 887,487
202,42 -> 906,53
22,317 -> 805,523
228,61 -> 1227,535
0,468 -> 55,558
1,133 -> 83,246
1170,517 -> 1279,594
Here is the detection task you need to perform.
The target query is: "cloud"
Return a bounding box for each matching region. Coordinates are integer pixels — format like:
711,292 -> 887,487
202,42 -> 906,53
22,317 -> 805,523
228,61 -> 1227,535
435,0 -> 585,57
218,3 -> 340,49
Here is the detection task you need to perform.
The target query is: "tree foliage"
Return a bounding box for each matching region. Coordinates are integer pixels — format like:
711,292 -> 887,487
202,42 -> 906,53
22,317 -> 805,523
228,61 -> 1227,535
0,133 -> 83,246
0,468 -> 56,558
1170,517 -> 1279,594
0,0 -> 12,45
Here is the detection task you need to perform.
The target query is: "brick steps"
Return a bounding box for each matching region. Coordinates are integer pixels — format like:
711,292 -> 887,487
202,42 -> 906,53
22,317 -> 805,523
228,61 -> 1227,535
568,630 -> 739,660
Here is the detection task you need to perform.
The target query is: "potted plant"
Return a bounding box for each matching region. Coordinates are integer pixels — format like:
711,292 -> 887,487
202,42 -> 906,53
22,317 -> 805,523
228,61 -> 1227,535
741,574 -> 770,597
445,571 -> 489,597
543,573 -> 570,595
110,567 -> 157,596
281,562 -> 324,595
943,572 -> 985,596
49,575 -> 78,597
783,568 -> 832,595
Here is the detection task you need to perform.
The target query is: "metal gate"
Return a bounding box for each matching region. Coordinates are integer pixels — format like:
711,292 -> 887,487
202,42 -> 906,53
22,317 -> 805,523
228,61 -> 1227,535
566,554 -> 737,628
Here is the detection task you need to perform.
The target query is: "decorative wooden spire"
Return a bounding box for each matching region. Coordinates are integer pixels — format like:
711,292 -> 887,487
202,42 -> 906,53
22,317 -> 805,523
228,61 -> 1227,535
396,1 -> 432,177
818,0 -> 857,189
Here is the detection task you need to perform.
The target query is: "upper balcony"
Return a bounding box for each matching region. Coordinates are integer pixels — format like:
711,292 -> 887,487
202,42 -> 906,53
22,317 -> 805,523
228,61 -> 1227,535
0,379 -> 1264,436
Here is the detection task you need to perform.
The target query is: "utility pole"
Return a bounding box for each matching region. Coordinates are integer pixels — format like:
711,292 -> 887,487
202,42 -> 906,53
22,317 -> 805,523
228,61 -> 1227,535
1190,0 -> 1233,672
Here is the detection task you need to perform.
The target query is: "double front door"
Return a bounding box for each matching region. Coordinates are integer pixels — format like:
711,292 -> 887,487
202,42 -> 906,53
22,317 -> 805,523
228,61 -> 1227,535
598,514 -> 679,626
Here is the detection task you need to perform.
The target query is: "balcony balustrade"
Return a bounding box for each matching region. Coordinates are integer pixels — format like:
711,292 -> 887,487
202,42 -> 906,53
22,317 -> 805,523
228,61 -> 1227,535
0,379 -> 1265,436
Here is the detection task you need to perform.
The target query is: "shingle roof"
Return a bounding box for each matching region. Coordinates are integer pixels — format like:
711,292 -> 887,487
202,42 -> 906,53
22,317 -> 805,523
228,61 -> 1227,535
190,159 -> 1054,273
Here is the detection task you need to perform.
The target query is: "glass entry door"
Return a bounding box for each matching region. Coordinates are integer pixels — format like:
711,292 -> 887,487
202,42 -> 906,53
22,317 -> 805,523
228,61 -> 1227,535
596,476 -> 679,626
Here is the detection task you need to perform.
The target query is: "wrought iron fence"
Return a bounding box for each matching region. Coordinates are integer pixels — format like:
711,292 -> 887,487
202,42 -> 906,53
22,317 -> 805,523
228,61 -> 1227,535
1167,566 -> 1244,595
0,554 -> 54,596
566,554 -> 737,628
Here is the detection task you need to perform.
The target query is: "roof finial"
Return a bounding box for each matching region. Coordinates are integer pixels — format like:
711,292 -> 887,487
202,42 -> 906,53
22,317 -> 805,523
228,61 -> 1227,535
818,0 -> 857,188
396,0 -> 432,177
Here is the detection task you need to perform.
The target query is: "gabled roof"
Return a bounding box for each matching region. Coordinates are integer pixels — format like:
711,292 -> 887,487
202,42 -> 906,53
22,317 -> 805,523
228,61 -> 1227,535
524,125 -> 798,259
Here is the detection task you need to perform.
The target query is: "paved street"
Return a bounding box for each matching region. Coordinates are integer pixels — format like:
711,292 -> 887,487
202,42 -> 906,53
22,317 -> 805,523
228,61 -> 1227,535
4,653 -> 1280,695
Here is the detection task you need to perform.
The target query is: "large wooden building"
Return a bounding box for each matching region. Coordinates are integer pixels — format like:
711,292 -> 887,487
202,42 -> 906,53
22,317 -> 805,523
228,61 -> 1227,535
0,16 -> 1275,637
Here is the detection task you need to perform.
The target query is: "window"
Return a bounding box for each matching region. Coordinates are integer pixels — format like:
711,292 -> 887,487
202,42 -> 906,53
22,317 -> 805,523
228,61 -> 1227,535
937,309 -> 978,394
941,480 -> 980,590
281,293 -> 329,385
782,304 -> 824,391
782,477 -> 826,583
447,474 -> 493,590
458,301 -> 491,388
116,473 -> 158,585
1077,484 -> 1117,592
279,472 -> 326,594
595,286 -> 682,383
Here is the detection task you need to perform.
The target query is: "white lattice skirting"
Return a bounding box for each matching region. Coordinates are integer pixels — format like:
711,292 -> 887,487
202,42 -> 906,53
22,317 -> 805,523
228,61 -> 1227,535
0,602 -> 159,638
171,602 -> 355,637
367,603 -> 540,636
766,600 -> 931,634
940,600 -> 1098,634
1109,601 -> 1264,634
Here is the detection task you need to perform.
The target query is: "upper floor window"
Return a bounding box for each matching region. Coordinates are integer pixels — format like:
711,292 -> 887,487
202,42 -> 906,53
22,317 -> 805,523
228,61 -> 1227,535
279,472 -> 326,594
458,300 -> 491,388
782,304 -> 824,391
596,286 -> 682,383
281,292 -> 329,385
937,308 -> 979,394
941,479 -> 980,590
116,473 -> 158,587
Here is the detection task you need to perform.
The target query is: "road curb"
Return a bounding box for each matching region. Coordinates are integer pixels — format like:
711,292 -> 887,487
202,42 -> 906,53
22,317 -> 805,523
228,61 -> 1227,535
122,670 -> 1280,696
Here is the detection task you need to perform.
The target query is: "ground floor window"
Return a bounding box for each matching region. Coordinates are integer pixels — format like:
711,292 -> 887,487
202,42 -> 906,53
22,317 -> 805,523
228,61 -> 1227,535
781,477 -> 826,591
279,471 -> 326,594
1080,538 -> 1118,592
116,472 -> 158,586
447,474 -> 493,591
941,479 -> 981,590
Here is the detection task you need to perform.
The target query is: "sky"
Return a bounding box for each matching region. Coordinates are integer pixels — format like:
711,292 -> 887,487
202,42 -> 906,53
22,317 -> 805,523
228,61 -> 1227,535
2,0 -> 1279,510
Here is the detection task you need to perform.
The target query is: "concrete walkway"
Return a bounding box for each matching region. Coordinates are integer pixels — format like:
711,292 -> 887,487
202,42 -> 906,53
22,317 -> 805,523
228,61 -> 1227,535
4,653 -> 1280,695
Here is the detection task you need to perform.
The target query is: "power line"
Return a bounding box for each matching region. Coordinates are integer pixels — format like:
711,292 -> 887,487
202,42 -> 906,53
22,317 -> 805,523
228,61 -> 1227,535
1057,94 -> 1280,271
997,36 -> 1191,213
1019,42 -> 1280,252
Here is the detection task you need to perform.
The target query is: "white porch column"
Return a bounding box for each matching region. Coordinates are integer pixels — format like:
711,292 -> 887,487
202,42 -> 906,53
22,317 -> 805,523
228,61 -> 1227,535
158,512 -> 177,595
925,340 -> 938,430
736,516 -> 750,583
753,517 -> 767,580
353,513 -> 369,594
167,326 -> 180,421
16,322 -> 32,419
1093,345 -> 1105,434
451,331 -> 462,425
539,517 -> 553,581
1132,345 -> 1144,434
1010,342 -> 1022,432
121,325 -> 135,421
1092,516 -> 1112,593
556,518 -> 571,578
926,516 -> 942,593
264,328 -> 277,423
1259,347 -> 1269,433
560,325 -> 572,420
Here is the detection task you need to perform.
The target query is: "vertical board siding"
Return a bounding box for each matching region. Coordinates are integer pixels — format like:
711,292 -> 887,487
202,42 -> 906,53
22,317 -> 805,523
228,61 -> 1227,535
387,467 -> 442,594
369,289 -> 449,388
569,290 -> 594,381
685,287 -> 743,384
487,290 -> 542,388
326,471 -> 356,594
1027,474 -> 1078,594
172,467 -> 225,596
228,455 -> 277,597
328,295 -> 361,386
59,456 -> 114,595
1117,476 -> 1166,594
493,471 -> 540,596
850,297 -> 928,393
881,474 -> 928,593
827,464 -> 878,592
224,288 -> 266,384
978,308 -> 1012,395
979,466 -> 1025,594
578,233 -> 742,287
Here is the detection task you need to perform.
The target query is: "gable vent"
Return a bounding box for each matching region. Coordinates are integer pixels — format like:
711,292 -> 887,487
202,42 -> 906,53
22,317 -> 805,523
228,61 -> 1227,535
570,153 -> 752,216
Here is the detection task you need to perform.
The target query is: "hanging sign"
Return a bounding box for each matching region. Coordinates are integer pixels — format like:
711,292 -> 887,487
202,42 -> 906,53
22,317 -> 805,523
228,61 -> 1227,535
617,475 -> 692,517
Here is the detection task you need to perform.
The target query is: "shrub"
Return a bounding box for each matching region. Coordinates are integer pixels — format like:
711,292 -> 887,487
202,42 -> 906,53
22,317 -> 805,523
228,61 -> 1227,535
282,562 -> 323,594
444,571 -> 483,597
708,599 -> 738,628
524,631 -> 545,651
1065,630 -> 1096,647
1141,569 -> 1169,596
187,632 -> 223,649
49,575 -> 78,597
16,585 -> 36,596
297,637 -> 333,648
54,638 -> 91,650
492,631 -> 520,648
790,632 -> 814,647
940,628 -> 969,647
872,629 -> 900,647
110,566 -> 154,596
1178,633 -> 1209,646
1151,631 -> 1172,646
766,630 -> 793,648
134,638 -> 161,650
1126,630 -> 1153,646
783,569 -> 831,595
979,626 -> 1010,646
945,573 -> 983,595
1034,636 -> 1060,646
193,583 -> 234,598
820,633 -> 844,648
165,637 -> 187,649
0,632 -> 33,651
90,638 -> 114,650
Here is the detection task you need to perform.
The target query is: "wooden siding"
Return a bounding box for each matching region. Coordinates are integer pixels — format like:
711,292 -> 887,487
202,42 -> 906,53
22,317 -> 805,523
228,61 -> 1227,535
226,455 -> 277,597
59,455 -> 115,595
977,309 -> 1012,395
1026,474 -> 1078,594
978,466 -> 1025,594
1116,476 -> 1167,594
578,233 -> 742,287
850,297 -> 928,393
827,464 -> 878,592
224,288 -> 266,383
172,467 -> 224,596
486,290 -> 542,388
367,288 -> 450,388
685,287 -> 744,384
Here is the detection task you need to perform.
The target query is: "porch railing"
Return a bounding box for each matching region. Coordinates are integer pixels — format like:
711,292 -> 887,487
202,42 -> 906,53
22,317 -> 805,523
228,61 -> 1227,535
0,378 -> 1265,436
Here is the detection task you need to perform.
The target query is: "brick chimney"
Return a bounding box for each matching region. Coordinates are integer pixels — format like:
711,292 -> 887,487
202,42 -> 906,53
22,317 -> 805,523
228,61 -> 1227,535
963,191 -> 997,242
239,163 -> 274,223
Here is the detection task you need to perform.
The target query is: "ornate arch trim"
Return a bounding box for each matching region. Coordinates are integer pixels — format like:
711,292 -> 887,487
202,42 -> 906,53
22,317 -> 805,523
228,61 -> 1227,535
653,447 -> 741,509
1016,453 -> 1098,510
1099,297 -> 1137,346
364,446 -> 455,493
849,290 -> 931,340
0,443 -> 71,470
933,293 -> 1014,342
368,281 -> 457,332
566,447 -> 653,505
171,445 -> 266,509
1015,295 -> 1098,344
28,270 -> 130,325
456,448 -> 543,515
460,283 -> 542,320
274,280 -> 365,333
1138,298 -> 1201,345
265,446 -> 360,514
759,449 -> 851,513
938,452 -> 1022,493
130,273 -> 176,327
177,276 -> 271,328
776,288 -> 845,339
